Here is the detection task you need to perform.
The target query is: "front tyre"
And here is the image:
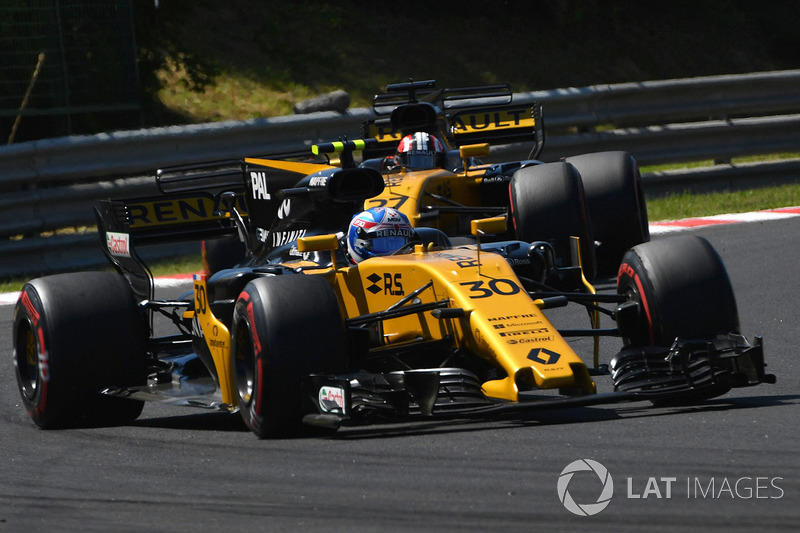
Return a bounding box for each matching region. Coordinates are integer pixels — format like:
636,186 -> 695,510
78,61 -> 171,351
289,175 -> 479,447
231,275 -> 347,438
615,236 -> 740,403
617,235 -> 739,346
13,272 -> 148,428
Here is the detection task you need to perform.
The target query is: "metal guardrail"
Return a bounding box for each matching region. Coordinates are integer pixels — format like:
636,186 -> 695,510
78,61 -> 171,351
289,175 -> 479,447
514,70 -> 800,129
2,70 -> 800,279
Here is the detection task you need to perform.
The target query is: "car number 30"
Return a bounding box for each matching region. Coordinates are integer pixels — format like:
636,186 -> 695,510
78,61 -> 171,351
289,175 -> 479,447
459,279 -> 521,299
194,283 -> 208,314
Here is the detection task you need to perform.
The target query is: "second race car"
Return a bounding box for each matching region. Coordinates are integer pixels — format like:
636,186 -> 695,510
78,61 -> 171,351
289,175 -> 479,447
225,80 -> 650,280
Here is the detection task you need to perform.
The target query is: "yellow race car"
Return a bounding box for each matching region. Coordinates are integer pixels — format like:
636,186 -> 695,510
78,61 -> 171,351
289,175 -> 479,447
12,150 -> 774,438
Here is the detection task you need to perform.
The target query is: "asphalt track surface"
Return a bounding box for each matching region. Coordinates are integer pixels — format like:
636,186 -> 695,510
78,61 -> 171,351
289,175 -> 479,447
1,218 -> 798,532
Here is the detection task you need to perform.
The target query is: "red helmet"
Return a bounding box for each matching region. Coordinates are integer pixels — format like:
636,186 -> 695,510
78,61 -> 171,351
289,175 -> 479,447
396,132 -> 446,170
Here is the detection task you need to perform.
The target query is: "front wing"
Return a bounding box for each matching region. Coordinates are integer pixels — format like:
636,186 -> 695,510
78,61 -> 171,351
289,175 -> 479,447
302,335 -> 774,429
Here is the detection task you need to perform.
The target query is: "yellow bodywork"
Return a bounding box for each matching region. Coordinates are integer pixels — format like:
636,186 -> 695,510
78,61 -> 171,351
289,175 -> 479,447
327,244 -> 595,402
364,167 -> 491,235
191,141 -> 597,407
194,240 -> 595,407
192,275 -> 237,406
244,143 -> 499,238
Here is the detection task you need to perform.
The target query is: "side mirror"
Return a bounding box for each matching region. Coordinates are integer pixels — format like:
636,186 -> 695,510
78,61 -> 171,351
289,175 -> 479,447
297,234 -> 339,253
470,216 -> 507,276
459,143 -> 490,159
470,216 -> 507,237
459,143 -> 490,172
297,233 -> 341,270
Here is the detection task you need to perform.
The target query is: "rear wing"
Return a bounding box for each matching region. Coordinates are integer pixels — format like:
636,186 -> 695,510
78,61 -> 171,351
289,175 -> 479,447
93,153 -> 312,300
371,80 -> 512,112
104,148 -> 317,246
94,188 -> 246,302
363,79 -> 543,159
98,192 -> 244,246
101,158 -> 250,247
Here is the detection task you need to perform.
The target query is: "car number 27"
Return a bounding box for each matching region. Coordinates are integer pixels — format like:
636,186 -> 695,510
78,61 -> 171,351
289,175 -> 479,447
365,196 -> 409,210
459,279 -> 520,299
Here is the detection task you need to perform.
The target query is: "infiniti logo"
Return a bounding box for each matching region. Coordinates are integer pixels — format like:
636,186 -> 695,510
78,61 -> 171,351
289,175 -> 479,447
277,199 -> 291,219
557,459 -> 614,516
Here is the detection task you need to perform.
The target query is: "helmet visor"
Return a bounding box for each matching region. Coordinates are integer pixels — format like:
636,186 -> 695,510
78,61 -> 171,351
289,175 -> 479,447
369,236 -> 409,256
403,152 -> 438,170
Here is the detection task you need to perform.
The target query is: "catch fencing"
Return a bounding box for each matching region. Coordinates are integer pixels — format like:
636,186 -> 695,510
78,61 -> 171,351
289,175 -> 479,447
0,1 -> 141,142
1,70 -> 799,278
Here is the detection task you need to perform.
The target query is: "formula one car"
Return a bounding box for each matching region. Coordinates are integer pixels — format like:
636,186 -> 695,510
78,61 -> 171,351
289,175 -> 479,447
203,80 -> 649,279
12,142 -> 774,437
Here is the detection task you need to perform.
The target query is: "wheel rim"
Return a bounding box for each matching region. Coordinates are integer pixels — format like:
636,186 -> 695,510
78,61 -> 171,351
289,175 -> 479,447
233,319 -> 255,406
618,268 -> 656,346
15,319 -> 40,401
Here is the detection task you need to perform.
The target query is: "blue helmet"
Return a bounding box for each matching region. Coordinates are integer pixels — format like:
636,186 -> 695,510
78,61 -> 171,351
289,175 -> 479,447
346,207 -> 415,263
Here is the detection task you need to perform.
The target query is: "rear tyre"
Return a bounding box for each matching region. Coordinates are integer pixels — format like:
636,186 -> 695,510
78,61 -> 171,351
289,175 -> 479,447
231,275 -> 347,438
508,162 -> 596,280
13,272 -> 148,428
617,235 -> 739,346
566,151 -> 649,276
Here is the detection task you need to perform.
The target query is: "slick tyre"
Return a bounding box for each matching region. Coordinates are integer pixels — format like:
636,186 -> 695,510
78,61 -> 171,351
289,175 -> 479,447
231,275 -> 347,438
13,272 -> 148,428
509,162 -> 596,280
616,235 -> 739,347
565,151 -> 649,277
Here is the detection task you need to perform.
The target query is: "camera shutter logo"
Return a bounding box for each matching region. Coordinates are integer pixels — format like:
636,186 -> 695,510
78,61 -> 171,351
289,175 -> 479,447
557,459 -> 614,516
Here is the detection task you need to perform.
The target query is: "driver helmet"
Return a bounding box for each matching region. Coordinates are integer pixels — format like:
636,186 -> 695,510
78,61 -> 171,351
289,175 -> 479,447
396,132 -> 446,170
346,207 -> 415,263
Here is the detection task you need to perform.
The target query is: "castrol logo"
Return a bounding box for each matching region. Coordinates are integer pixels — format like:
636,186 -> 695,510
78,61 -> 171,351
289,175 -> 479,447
107,232 -> 131,257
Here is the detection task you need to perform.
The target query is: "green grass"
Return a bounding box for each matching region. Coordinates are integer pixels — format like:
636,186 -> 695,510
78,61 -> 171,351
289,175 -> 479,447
149,255 -> 203,278
133,1 -> 798,127
641,153 -> 800,173
641,154 -> 800,219
645,184 -> 800,221
1,277 -> 29,293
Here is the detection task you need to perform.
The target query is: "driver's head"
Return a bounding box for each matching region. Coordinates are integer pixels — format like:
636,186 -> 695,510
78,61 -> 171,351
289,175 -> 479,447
396,132 -> 446,170
346,207 -> 415,263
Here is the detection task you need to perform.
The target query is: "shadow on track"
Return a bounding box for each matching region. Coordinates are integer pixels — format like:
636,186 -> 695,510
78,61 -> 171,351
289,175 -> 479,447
111,393 -> 799,439
131,411 -> 248,432
328,393 -> 800,441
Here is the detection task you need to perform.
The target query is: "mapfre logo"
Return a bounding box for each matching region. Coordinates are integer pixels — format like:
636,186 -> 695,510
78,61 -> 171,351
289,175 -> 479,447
557,459 -> 614,516
277,199 -> 291,220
